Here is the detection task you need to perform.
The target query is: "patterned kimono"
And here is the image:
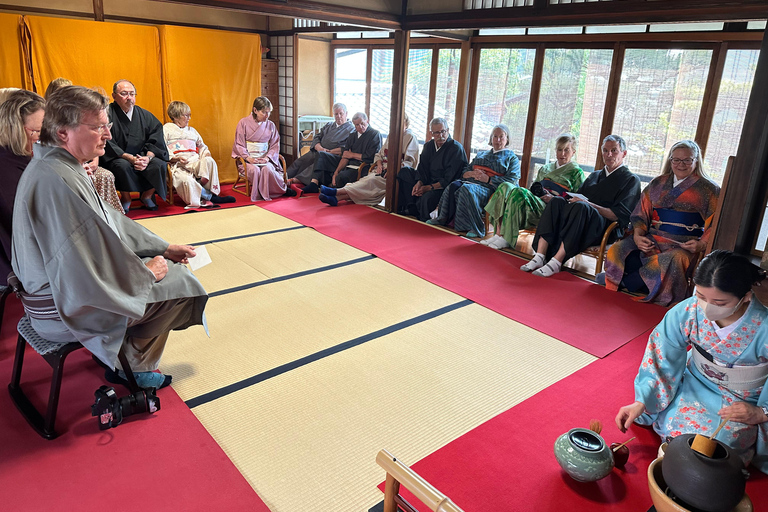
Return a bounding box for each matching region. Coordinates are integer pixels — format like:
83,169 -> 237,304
431,149 -> 520,237
634,297 -> 768,473
232,116 -> 285,201
485,161 -> 585,247
164,123 -> 220,207
605,174 -> 720,306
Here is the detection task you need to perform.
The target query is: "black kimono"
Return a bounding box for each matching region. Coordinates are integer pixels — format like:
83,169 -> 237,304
397,137 -> 468,221
103,103 -> 169,200
533,165 -> 641,261
312,126 -> 382,188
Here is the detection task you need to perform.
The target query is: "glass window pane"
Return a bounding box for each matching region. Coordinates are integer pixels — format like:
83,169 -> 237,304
334,48 -> 367,116
471,48 -> 537,158
404,49 -> 433,145
371,49 -> 394,139
613,48 -> 712,184
532,48 -> 612,179
434,48 -> 462,141
706,49 -> 760,185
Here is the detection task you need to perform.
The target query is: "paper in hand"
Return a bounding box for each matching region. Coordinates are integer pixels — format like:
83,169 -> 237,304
566,192 -> 589,201
187,245 -> 212,271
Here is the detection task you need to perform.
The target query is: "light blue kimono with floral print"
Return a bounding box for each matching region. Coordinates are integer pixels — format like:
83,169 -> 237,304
633,295 -> 768,473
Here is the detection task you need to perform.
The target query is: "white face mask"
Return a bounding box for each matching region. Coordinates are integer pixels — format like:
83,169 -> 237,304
697,296 -> 744,322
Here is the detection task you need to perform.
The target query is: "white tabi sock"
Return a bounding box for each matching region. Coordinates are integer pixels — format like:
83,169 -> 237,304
532,258 -> 562,277
489,236 -> 510,249
520,252 -> 546,272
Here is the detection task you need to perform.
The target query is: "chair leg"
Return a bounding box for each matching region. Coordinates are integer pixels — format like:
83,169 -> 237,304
42,351 -> 71,438
9,333 -> 26,391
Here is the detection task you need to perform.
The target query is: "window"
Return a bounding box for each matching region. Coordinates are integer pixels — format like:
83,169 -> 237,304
465,0 -> 533,8
470,48 -> 537,157
371,49 -> 394,135
434,48 -> 462,136
612,48 -> 712,183
334,48 -> 367,117
404,49 -> 433,143
531,48 -> 612,179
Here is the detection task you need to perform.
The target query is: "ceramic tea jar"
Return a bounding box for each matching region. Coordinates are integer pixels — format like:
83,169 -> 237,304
662,434 -> 746,512
554,428 -> 614,482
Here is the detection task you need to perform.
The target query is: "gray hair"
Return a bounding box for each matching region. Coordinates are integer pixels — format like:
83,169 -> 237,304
112,79 -> 136,94
0,87 -> 21,106
167,100 -> 191,121
488,124 -> 510,147
45,78 -> 73,100
352,112 -> 368,122
430,117 -> 448,130
0,89 -> 45,157
332,103 -> 347,113
555,133 -> 577,151
602,134 -> 626,152
660,139 -> 711,180
40,86 -> 108,147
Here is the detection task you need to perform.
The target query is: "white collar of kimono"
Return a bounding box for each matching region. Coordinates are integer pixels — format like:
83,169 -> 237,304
603,166 -> 618,176
555,162 -> 570,170
492,147 -> 504,154
673,174 -> 689,188
124,106 -> 134,121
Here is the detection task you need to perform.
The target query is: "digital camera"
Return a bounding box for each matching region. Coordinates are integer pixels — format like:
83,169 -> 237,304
530,181 -> 545,197
91,385 -> 160,430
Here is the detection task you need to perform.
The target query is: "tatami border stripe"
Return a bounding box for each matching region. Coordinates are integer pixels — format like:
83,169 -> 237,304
208,254 -> 377,297
190,225 -> 306,246
185,299 -> 473,409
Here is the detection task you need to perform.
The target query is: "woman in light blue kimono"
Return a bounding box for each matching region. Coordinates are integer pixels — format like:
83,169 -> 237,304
426,124 -> 520,238
616,250 -> 768,473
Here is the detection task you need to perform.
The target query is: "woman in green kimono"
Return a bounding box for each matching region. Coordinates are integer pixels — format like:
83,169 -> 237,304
482,134 -> 585,250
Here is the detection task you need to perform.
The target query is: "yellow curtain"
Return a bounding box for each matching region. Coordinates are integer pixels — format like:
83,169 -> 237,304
159,25 -> 261,183
24,16 -> 164,119
0,14 -> 28,89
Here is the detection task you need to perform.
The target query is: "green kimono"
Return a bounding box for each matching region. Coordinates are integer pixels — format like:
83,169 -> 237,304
485,161 -> 585,246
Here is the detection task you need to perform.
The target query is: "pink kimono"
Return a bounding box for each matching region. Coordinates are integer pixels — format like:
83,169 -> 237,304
231,116 -> 286,201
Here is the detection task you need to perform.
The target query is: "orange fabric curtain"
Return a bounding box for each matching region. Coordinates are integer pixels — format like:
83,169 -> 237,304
24,16 -> 164,119
159,25 -> 262,182
0,14 -> 29,89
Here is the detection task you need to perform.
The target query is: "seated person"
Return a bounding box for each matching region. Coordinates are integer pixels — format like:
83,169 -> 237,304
319,113 -> 419,207
287,103 -> 354,186
604,140 -> 720,306
616,250 -> 768,474
102,79 -> 169,212
302,112 -> 381,193
397,117 -> 468,221
164,101 -> 234,207
427,124 -> 519,238
12,86 -> 208,389
521,134 -> 641,277
232,96 -> 286,201
83,156 -> 125,213
483,134 -> 585,250
44,77 -> 72,100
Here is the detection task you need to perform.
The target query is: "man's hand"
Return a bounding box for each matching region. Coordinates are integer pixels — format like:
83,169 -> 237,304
315,145 -> 328,153
634,234 -> 656,254
342,150 -> 355,160
329,147 -> 342,155
615,401 -> 645,433
133,155 -> 150,171
719,402 -> 768,425
146,256 -> 168,282
412,181 -> 424,197
163,244 -> 196,264
680,239 -> 703,254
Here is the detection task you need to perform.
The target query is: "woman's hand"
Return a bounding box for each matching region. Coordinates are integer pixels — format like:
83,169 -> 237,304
541,192 -> 553,204
254,157 -> 268,165
634,234 -> 655,254
719,402 -> 768,425
615,401 -> 646,433
680,239 -> 703,254
163,244 -> 196,264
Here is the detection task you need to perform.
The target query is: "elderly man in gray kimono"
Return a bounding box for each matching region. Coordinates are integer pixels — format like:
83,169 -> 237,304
11,86 -> 208,390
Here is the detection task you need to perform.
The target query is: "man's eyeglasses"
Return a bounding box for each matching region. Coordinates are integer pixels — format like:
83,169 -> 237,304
83,122 -> 113,134
117,91 -> 136,98
431,129 -> 447,136
669,158 -> 695,166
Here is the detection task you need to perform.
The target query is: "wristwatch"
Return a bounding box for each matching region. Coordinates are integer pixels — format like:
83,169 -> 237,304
761,405 -> 768,419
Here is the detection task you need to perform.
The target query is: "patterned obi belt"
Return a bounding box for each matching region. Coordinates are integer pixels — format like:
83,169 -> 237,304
541,179 -> 570,197
692,343 -> 768,392
7,272 -> 60,321
652,208 -> 705,237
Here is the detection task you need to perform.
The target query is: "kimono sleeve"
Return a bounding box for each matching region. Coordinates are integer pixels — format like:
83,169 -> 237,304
630,184 -> 653,233
232,118 -> 249,159
634,301 -> 691,414
266,121 -> 281,168
437,141 -> 468,188
312,122 -> 332,150
490,151 -> 520,187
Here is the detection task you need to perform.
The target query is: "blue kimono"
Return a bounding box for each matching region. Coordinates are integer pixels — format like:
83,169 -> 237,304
634,296 -> 768,473
431,149 -> 520,237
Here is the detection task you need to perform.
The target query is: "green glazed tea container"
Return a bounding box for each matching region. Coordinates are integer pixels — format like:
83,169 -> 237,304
554,428 -> 615,482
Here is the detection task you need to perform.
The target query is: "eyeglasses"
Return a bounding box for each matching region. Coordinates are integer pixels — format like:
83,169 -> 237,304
24,127 -> 41,136
669,157 -> 695,166
83,122 -> 113,134
431,129 -> 447,136
117,91 -> 136,98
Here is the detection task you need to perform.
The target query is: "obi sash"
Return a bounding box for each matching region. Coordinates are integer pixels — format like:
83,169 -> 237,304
541,179 -> 569,197
7,272 -> 60,321
691,343 -> 768,392
652,208 -> 705,237
246,141 -> 269,156
473,164 -> 502,177
168,139 -> 197,156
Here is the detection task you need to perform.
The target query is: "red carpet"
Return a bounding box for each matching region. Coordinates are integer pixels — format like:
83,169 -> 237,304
377,330 -> 768,511
126,183 -> 252,221
0,297 -> 270,512
260,197 -> 667,358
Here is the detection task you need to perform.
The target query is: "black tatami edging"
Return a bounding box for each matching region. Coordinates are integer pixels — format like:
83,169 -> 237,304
208,254 -> 377,297
190,225 -> 306,246
185,299 -> 474,409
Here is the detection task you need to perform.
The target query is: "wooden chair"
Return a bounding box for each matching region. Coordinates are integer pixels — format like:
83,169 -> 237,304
233,154 -> 288,197
377,449 -> 465,512
166,163 -> 174,206
582,221 -> 619,275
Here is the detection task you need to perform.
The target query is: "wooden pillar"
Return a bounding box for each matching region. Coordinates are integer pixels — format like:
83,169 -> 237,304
453,40 -> 473,151
711,28 -> 768,253
595,42 -> 625,170
385,29 -> 410,212
93,0 -> 104,21
696,42 -> 728,155
519,43 -> 545,189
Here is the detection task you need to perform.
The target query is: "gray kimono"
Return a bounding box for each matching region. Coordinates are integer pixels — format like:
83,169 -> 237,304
11,145 -> 207,368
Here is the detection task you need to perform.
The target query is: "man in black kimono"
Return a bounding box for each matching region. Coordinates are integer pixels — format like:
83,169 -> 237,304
303,112 -> 382,193
522,134 -> 641,277
397,117 -> 468,221
102,79 -> 169,211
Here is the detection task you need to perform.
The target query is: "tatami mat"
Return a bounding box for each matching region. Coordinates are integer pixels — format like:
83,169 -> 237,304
162,258 -> 464,399
183,243 -> 270,293
137,205 -> 298,244
191,303 -> 595,511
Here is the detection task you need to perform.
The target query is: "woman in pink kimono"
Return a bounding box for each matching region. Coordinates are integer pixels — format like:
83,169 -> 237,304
231,96 -> 286,201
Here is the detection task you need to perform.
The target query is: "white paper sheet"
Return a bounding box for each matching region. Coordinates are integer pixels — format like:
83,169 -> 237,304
187,245 -> 212,271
